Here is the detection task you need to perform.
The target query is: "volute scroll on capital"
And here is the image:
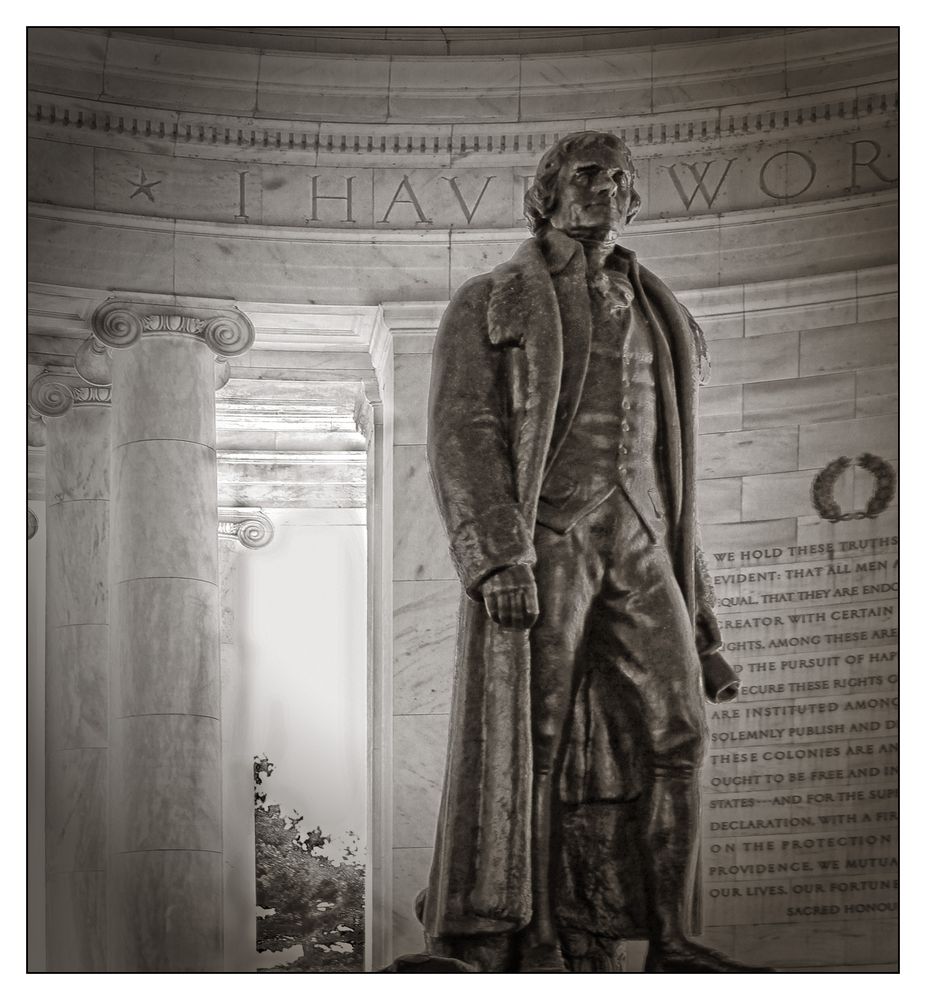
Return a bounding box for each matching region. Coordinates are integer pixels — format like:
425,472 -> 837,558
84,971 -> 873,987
91,299 -> 256,359
29,371 -> 113,418
218,509 -> 275,550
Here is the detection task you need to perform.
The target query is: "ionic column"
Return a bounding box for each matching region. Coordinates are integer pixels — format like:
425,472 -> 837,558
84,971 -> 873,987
26,404 -> 46,971
30,359 -> 113,971
92,299 -> 254,971
217,510 -> 274,970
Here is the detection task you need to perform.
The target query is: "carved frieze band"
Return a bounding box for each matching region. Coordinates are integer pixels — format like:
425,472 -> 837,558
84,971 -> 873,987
218,509 -> 275,549
29,371 -> 112,417
29,86 -> 898,163
92,300 -> 255,359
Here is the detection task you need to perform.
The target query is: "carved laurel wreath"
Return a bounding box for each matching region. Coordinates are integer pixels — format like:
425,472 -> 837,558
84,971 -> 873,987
811,453 -> 896,522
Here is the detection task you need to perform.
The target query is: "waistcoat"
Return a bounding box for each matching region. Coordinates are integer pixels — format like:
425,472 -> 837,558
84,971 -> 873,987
536,265 -> 669,539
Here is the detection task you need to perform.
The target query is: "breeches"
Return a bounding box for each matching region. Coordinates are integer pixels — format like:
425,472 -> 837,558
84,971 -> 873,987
529,487 -> 707,779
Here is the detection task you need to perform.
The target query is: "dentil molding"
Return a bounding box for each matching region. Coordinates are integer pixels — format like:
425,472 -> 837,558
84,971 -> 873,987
28,84 -> 898,163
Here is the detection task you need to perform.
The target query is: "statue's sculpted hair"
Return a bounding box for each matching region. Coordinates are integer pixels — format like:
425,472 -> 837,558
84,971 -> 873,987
523,130 -> 642,234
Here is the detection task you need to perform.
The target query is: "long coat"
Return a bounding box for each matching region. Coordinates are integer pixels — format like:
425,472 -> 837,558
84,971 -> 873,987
422,227 -> 725,940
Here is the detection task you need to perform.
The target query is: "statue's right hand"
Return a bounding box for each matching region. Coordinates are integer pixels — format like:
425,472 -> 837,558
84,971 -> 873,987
480,564 -> 539,630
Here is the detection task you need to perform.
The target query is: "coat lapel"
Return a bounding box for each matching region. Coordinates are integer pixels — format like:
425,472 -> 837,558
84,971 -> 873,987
486,239 -> 555,348
486,230 -> 596,489
545,248 -> 593,472
486,237 -> 565,520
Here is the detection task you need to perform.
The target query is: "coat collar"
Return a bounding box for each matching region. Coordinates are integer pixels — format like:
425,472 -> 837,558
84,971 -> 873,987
534,225 -> 638,277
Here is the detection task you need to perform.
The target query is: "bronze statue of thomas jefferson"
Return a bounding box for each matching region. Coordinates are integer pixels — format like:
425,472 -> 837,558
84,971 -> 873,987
419,131 -> 772,973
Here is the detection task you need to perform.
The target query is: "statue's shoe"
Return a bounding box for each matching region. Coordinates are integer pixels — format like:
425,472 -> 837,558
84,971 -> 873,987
518,941 -> 569,973
645,943 -> 776,973
379,952 -> 477,973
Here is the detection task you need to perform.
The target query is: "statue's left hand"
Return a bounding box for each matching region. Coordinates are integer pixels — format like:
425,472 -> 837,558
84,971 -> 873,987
480,564 -> 539,630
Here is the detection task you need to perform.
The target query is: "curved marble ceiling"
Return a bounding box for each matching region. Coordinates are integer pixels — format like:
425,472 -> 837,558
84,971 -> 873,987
112,25 -> 770,56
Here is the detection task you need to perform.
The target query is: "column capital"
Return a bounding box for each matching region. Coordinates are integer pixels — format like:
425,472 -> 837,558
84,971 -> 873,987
354,388 -> 375,443
91,298 -> 255,359
29,370 -> 112,417
218,509 -> 274,550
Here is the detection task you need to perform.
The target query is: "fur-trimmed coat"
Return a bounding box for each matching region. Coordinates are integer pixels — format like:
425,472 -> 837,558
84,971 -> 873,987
421,228 -> 733,940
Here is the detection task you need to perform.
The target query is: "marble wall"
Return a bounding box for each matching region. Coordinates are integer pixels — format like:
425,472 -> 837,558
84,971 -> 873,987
687,269 -> 897,969
26,193 -> 897,311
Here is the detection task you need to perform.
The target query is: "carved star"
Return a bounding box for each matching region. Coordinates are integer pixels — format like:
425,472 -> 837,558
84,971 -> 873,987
126,167 -> 162,202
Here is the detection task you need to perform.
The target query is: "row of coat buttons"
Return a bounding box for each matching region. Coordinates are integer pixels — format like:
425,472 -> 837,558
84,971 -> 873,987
616,334 -> 653,478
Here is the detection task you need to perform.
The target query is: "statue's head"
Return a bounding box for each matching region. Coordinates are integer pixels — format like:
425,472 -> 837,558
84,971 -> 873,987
523,130 -> 642,242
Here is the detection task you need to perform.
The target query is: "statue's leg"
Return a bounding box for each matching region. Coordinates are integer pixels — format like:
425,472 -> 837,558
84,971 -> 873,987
520,519 -> 606,971
596,497 -> 774,972
638,771 -> 774,971
416,890 -> 514,971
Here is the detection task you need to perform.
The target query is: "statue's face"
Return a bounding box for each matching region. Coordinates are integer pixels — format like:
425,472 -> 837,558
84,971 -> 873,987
548,141 -> 635,243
